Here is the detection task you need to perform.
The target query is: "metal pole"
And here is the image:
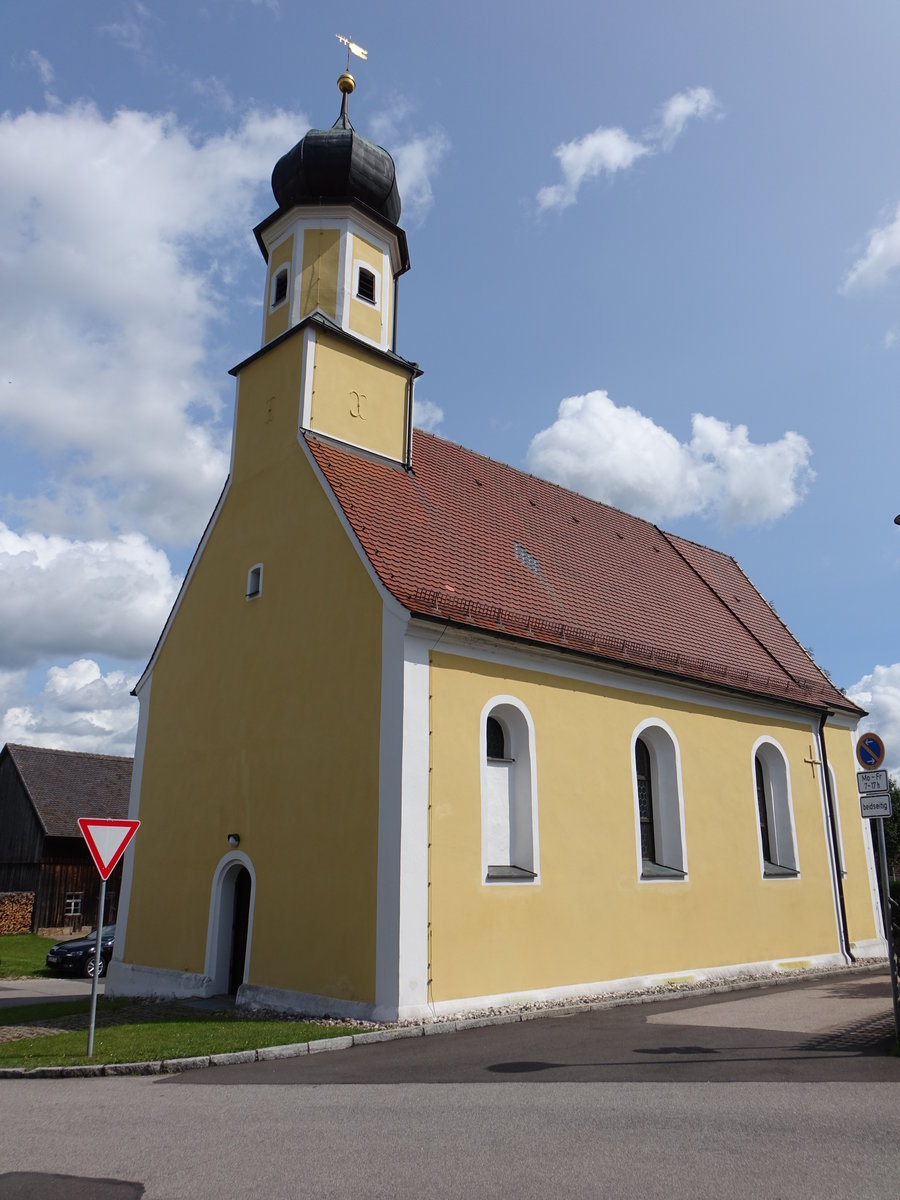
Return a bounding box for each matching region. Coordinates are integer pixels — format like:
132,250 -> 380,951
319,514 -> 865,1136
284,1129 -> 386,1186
86,876 -> 106,1058
875,818 -> 900,1041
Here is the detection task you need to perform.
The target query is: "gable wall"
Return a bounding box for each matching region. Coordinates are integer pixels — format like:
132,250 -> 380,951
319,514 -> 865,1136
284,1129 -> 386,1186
122,333 -> 385,1005
0,754 -> 44,874
427,649 -> 878,1005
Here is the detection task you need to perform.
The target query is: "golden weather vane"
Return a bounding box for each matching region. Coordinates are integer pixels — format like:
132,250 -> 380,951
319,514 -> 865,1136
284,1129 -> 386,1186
336,34 -> 368,71
334,34 -> 367,117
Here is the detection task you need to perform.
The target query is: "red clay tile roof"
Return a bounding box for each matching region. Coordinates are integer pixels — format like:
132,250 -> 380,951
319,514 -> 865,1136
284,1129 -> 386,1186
4,744 -> 132,838
306,430 -> 859,714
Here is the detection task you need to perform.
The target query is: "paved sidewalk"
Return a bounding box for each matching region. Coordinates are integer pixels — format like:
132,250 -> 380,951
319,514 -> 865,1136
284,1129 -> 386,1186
0,977 -> 104,1008
645,973 -> 894,1034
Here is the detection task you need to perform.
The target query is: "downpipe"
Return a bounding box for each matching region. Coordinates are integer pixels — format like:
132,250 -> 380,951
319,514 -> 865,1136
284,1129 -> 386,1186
818,712 -> 855,964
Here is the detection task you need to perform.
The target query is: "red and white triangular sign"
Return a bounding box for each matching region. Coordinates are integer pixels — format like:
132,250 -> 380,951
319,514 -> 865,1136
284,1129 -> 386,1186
78,818 -> 140,881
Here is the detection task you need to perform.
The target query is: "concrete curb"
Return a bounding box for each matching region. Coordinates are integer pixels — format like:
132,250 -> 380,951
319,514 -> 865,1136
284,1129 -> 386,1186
0,960 -> 888,1079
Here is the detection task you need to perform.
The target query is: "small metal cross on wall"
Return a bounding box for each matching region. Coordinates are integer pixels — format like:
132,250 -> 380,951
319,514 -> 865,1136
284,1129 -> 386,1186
803,744 -> 822,777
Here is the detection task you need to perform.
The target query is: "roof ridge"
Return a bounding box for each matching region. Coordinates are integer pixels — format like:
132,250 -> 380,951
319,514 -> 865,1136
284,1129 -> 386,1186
659,531 -> 809,691
722,555 -> 846,694
658,532 -> 847,706
662,528 -> 736,560
6,742 -> 134,763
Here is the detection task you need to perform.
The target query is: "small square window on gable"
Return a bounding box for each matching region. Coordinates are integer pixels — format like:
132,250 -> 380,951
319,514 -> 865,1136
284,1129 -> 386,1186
271,267 -> 288,308
246,563 -> 263,600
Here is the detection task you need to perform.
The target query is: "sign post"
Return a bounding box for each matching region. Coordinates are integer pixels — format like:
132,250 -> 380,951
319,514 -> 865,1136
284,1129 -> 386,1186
77,818 -> 140,1058
855,738 -> 899,1041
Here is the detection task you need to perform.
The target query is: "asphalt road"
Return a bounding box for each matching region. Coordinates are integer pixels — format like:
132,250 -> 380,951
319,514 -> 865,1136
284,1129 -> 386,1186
0,971 -> 897,1200
172,970 -> 900,1086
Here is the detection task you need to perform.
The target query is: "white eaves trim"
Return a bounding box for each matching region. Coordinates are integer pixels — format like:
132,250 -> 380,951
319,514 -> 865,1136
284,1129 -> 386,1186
404,619 -> 844,728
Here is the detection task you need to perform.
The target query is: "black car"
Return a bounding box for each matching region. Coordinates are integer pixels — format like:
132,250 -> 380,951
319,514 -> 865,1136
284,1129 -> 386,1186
45,925 -> 115,978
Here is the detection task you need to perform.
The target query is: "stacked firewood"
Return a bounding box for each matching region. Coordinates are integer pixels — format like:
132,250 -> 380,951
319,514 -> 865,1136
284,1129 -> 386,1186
0,892 -> 34,935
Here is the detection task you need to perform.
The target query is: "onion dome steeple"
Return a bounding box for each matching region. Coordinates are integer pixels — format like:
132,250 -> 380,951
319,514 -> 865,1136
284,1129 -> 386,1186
248,63 -> 420,471
270,72 -> 402,225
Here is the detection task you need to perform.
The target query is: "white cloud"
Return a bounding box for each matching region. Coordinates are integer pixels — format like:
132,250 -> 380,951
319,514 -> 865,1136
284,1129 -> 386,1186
28,50 -> 55,86
655,86 -> 721,149
368,102 -> 449,224
413,399 -> 444,432
525,390 -> 813,526
0,669 -> 27,716
842,202 -> 900,292
0,660 -> 138,757
0,523 -> 180,669
846,663 -> 900,780
369,100 -> 413,146
538,85 -> 720,211
100,2 -> 152,53
191,75 -> 237,114
393,132 -> 450,223
0,101 -> 306,545
537,128 -> 649,211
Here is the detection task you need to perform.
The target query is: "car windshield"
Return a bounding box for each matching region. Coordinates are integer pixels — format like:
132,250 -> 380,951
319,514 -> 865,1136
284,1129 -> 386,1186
84,926 -> 116,939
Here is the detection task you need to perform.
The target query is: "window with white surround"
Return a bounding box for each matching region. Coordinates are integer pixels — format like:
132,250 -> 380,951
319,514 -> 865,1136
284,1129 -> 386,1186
64,892 -> 82,918
246,563 -> 263,600
632,720 -> 687,879
270,266 -> 288,308
752,738 -> 798,877
354,261 -> 380,308
481,698 -> 539,882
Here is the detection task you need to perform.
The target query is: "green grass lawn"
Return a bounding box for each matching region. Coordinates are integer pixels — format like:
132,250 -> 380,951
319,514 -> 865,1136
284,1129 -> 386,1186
0,933 -> 56,979
0,998 -> 359,1068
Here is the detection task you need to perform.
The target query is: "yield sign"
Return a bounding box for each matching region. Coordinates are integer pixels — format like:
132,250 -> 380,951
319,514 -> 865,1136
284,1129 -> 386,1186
78,818 -> 140,881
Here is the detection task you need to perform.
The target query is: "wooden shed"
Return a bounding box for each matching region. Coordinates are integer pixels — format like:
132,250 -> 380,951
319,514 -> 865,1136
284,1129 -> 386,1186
0,744 -> 132,934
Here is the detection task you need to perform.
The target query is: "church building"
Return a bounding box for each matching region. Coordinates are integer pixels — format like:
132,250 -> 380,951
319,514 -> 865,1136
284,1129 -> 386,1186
108,75 -> 885,1021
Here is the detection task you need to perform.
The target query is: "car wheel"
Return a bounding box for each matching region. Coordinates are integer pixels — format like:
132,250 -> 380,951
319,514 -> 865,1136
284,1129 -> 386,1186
85,956 -> 107,979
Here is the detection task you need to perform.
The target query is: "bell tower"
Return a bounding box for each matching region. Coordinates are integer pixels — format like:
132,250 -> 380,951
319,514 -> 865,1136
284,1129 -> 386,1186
245,71 -> 421,467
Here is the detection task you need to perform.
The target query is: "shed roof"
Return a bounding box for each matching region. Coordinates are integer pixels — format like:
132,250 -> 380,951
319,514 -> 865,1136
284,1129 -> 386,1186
3,744 -> 132,838
307,430 -> 858,715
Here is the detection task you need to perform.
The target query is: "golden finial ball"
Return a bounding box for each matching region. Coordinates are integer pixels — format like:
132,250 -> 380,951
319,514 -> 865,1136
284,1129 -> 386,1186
337,72 -> 356,95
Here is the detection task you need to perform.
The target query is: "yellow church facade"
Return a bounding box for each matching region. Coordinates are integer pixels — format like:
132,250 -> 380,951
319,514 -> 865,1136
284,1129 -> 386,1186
108,79 -> 885,1021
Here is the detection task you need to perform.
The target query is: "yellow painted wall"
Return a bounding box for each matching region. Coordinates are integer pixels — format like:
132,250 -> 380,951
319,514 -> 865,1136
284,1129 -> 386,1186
263,235 -> 294,344
348,233 -> 386,345
124,332 -> 384,1004
309,329 -> 409,463
300,228 -> 340,321
429,652 -> 878,1003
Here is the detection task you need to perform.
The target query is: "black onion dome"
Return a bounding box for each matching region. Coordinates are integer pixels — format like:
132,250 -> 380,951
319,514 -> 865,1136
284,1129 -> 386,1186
271,110 -> 402,225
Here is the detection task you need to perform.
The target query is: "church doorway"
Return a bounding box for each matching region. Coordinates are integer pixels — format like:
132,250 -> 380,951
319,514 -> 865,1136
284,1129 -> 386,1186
206,854 -> 255,997
228,866 -> 252,995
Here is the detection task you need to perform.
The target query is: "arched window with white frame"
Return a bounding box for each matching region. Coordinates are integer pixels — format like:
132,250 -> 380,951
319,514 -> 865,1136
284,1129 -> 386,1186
632,720 -> 687,880
481,697 -> 539,883
752,738 -> 799,878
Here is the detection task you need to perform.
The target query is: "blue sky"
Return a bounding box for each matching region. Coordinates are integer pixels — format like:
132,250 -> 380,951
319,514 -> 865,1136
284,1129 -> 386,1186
2,1 -> 899,773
